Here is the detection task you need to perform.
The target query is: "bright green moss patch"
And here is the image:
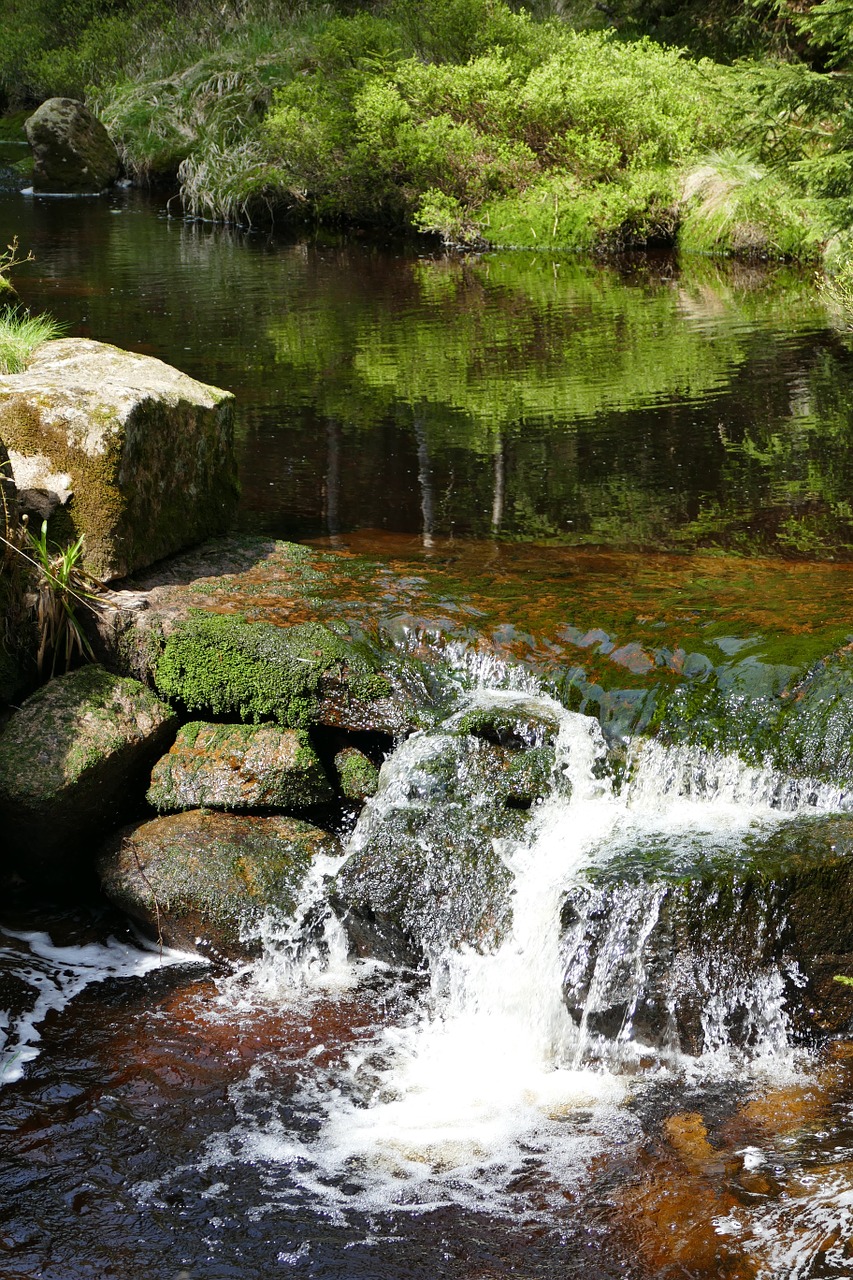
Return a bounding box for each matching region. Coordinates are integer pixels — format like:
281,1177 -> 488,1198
153,612 -> 391,727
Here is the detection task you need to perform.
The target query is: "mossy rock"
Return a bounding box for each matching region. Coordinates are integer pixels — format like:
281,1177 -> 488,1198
97,810 -> 341,957
147,721 -> 334,812
332,709 -> 567,965
0,276 -> 18,310
24,97 -> 119,194
0,338 -> 237,580
153,613 -> 397,731
0,664 -> 177,882
334,746 -> 379,803
560,814 -> 853,1056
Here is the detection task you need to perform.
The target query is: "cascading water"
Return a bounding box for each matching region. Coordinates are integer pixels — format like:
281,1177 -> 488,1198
133,684 -> 853,1234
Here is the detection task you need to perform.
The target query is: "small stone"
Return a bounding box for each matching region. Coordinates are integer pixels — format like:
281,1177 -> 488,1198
333,747 -> 379,802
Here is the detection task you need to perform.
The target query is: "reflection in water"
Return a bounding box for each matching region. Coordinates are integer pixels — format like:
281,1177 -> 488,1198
4,171 -> 853,555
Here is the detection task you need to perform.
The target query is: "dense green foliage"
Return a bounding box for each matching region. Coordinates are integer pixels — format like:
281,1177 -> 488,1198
0,311 -> 63,373
3,0 -> 853,255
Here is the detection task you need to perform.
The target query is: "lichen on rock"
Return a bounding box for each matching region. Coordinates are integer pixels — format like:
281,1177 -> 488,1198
24,97 -> 119,193
0,664 -> 177,880
153,612 -> 394,730
147,721 -> 334,812
97,809 -> 341,956
0,338 -> 237,580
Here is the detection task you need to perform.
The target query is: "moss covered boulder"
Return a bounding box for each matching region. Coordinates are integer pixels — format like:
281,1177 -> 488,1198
0,338 -> 237,580
0,665 -> 177,881
98,810 -> 341,957
24,97 -> 119,193
147,721 -> 334,813
332,699 -> 566,965
153,613 -> 402,732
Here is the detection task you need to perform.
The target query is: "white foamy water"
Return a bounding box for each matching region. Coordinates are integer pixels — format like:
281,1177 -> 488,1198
0,928 -> 198,1087
165,689 -> 848,1218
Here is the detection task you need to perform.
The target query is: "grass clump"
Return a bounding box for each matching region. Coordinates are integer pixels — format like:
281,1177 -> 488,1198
0,311 -> 62,374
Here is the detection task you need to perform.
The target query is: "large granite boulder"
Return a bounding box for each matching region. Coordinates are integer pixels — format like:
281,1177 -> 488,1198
0,339 -> 237,580
24,98 -> 119,193
147,721 -> 334,812
98,810 -> 342,957
0,665 -> 177,880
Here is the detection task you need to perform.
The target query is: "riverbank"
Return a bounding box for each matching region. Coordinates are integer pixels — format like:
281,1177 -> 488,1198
2,0 -> 853,266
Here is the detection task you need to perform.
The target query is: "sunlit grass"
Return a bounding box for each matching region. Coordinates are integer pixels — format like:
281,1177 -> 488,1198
0,312 -> 64,374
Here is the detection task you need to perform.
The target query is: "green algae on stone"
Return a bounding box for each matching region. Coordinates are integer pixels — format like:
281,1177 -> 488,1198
147,721 -> 334,812
0,664 -> 177,879
153,612 -> 393,730
334,747 -> 379,803
97,809 -> 341,956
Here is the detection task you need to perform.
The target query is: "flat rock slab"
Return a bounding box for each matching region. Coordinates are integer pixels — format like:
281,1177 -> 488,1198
0,339 -> 237,580
25,97 -> 119,193
0,665 -> 177,881
98,810 -> 342,957
147,721 -> 334,812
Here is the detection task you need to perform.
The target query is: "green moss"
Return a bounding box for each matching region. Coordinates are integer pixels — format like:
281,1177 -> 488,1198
153,612 -> 391,727
334,747 -> 379,802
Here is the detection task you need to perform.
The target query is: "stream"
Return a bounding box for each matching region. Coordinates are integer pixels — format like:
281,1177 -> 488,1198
4,162 -> 853,1278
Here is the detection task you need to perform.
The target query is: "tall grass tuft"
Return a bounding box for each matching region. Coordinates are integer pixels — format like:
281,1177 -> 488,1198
0,312 -> 64,375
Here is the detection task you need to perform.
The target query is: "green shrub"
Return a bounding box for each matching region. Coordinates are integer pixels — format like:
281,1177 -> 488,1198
0,311 -> 63,374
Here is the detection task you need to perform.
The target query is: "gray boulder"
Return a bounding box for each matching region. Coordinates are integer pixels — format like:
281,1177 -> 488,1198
0,665 -> 177,880
147,721 -> 334,812
25,97 -> 119,193
98,810 -> 342,957
0,338 -> 237,580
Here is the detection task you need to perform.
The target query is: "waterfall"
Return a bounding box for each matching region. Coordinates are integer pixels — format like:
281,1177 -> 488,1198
196,686 -> 848,1215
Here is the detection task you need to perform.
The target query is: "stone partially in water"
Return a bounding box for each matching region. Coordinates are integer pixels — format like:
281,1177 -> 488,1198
560,814 -> 853,1056
147,721 -> 334,812
152,613 -> 400,732
333,707 -> 564,965
24,98 -> 119,193
0,339 -> 237,580
0,665 -> 177,881
98,810 -> 340,956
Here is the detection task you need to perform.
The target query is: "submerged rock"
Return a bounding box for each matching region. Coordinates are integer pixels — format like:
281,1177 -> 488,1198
0,339 -> 237,580
332,700 -> 567,965
24,97 -> 119,193
98,810 -> 341,957
0,665 -> 177,881
152,613 -> 401,732
147,721 -> 333,812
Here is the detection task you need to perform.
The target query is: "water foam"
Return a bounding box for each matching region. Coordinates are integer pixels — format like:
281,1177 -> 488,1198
0,928 -> 197,1087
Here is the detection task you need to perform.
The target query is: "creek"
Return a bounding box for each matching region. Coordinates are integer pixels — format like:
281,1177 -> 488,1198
4,165 -> 853,1279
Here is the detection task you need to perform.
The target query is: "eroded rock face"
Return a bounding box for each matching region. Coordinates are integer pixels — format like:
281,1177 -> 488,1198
25,97 -> 119,193
0,665 -> 177,880
0,339 -> 237,580
98,810 -> 342,957
147,722 -> 334,812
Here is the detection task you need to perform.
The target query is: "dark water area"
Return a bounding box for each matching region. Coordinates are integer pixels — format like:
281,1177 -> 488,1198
7,166 -> 853,1280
